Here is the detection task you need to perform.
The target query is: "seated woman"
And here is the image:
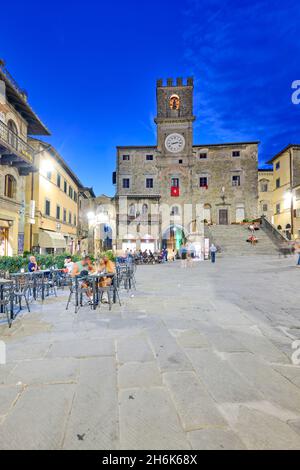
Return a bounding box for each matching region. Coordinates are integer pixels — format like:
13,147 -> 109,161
97,256 -> 116,287
28,256 -> 39,272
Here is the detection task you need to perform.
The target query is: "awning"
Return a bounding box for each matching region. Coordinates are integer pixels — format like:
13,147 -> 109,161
39,230 -> 67,249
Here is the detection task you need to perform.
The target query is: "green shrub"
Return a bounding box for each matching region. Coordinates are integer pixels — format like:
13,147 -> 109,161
0,253 -> 94,273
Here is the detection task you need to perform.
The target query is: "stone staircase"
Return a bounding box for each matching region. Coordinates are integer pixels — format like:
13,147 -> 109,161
206,224 -> 279,256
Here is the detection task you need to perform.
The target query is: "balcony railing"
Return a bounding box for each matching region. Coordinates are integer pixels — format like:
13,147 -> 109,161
0,119 -> 34,164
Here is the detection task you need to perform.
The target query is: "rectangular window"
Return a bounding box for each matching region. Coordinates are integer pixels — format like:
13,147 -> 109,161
123,155 -> 130,161
261,183 -> 268,192
199,153 -> 207,159
46,171 -> 52,180
232,175 -> 241,186
276,161 -> 280,170
232,151 -> 240,157
45,199 -> 51,216
57,173 -> 61,188
74,191 -> 77,202
276,178 -> 280,189
276,203 -> 281,214
123,178 -> 130,189
146,155 -> 153,161
263,204 -> 268,212
64,180 -> 67,193
74,215 -> 77,226
146,178 -> 154,189
69,186 -> 73,199
199,177 -> 208,188
56,205 -> 60,220
63,209 -> 67,223
69,212 -> 72,224
171,178 -> 179,188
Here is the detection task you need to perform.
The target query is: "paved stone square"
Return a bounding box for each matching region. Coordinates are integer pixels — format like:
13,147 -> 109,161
1,254 -> 300,449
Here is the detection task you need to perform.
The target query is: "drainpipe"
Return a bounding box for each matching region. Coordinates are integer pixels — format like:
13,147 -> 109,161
290,148 -> 294,238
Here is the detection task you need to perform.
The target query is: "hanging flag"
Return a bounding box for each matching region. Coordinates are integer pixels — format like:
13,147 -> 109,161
171,186 -> 180,197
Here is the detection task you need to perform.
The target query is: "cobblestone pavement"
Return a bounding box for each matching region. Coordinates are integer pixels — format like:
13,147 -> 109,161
1,255 -> 300,450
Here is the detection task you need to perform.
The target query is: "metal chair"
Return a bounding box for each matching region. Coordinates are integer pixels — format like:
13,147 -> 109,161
0,284 -> 14,328
12,275 -> 31,313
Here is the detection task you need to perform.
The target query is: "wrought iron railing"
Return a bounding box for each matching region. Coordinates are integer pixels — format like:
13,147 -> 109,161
0,63 -> 27,97
0,119 -> 34,163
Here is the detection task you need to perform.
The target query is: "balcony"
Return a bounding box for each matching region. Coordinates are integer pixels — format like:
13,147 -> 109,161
0,120 -> 36,175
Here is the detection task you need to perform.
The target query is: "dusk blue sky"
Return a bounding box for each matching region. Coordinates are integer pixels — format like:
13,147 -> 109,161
2,0 -> 300,195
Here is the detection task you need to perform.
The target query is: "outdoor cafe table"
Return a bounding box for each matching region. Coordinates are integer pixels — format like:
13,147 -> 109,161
11,269 -> 62,301
0,278 -> 14,318
87,273 -> 115,310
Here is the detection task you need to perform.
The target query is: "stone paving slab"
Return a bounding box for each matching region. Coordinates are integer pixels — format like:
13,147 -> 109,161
163,371 -> 226,431
116,335 -> 155,364
0,386 -> 21,416
119,387 -> 190,450
232,406 -> 300,450
0,384 -> 75,449
186,349 -> 261,403
118,362 -> 162,389
228,353 -> 300,412
188,428 -> 247,450
147,326 -> 193,372
63,357 -> 118,450
47,338 -> 114,359
4,358 -> 79,386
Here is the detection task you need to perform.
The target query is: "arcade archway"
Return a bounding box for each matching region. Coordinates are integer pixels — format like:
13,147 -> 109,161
162,225 -> 186,251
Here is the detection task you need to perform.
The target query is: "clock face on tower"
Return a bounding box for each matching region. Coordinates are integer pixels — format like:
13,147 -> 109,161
165,133 -> 185,153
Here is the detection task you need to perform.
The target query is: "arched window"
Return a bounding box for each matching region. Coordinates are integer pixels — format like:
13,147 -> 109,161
4,174 -> 16,199
7,119 -> 18,149
142,204 -> 148,215
129,203 -> 136,217
169,94 -> 180,110
170,206 -> 180,216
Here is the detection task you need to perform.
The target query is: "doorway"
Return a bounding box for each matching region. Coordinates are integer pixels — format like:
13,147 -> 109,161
162,226 -> 186,251
219,209 -> 229,225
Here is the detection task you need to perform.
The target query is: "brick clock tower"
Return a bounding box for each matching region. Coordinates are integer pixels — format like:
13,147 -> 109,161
154,77 -> 196,202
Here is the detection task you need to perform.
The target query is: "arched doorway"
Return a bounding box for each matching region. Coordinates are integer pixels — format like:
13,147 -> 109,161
162,225 -> 186,251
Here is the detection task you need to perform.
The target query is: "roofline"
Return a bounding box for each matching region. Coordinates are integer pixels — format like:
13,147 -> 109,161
267,144 -> 300,164
116,141 -> 260,150
80,187 -> 96,198
29,138 -> 85,189
258,168 -> 273,172
0,65 -> 50,136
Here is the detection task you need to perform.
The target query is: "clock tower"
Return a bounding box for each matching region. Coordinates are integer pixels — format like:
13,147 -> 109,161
155,77 -> 196,161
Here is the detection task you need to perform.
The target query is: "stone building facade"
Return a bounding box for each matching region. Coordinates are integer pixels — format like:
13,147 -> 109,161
114,77 -> 259,253
0,61 -> 49,255
258,169 -> 274,222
